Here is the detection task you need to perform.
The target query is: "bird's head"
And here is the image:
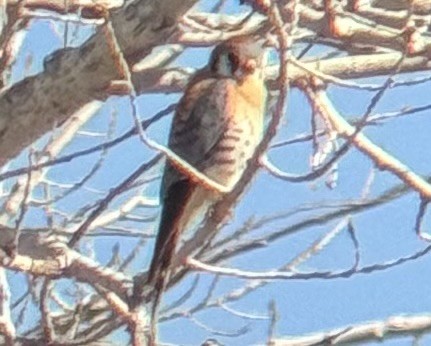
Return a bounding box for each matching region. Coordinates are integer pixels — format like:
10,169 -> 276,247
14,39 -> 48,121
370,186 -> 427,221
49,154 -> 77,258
209,35 -> 266,81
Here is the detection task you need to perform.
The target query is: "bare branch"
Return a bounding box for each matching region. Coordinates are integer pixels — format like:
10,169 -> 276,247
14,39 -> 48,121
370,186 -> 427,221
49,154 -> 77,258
0,269 -> 15,345
0,229 -> 131,298
68,155 -> 161,246
271,314 -> 431,345
304,85 -> 431,199
0,0 -> 198,166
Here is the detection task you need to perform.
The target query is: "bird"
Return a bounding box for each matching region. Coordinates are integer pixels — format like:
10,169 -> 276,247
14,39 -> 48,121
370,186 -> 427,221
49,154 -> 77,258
137,35 -> 268,343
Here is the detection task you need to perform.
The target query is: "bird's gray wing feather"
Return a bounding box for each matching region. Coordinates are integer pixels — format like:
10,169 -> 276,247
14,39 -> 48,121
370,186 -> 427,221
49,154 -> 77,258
161,78 -> 234,194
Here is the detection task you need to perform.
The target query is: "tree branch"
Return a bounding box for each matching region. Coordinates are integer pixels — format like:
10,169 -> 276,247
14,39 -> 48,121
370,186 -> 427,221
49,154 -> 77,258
0,0 -> 198,166
271,314 -> 431,345
0,227 -> 131,299
303,84 -> 431,199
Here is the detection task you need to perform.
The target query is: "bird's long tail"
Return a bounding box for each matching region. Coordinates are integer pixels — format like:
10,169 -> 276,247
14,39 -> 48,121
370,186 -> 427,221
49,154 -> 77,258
133,180 -> 195,344
146,228 -> 180,346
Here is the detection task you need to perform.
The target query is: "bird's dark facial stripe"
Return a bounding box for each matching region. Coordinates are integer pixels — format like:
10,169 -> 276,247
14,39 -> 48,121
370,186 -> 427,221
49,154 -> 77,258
210,50 -> 234,77
228,52 -> 239,74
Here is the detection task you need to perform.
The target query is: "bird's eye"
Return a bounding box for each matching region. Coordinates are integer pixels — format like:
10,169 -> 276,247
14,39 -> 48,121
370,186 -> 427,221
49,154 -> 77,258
227,52 -> 239,73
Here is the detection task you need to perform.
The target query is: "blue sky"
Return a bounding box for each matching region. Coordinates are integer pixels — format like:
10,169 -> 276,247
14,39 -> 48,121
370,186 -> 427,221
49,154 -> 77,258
4,2 -> 431,345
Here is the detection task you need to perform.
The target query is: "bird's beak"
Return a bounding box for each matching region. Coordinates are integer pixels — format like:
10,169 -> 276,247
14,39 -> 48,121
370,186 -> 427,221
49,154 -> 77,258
243,58 -> 257,73
234,58 -> 258,82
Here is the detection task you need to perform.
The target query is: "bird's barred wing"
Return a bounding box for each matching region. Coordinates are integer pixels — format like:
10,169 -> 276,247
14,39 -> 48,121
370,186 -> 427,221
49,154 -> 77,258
147,77 -> 234,284
161,78 -> 236,194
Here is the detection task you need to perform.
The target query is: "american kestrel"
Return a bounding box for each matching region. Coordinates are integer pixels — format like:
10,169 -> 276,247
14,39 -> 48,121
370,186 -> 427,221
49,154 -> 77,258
141,35 -> 267,329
